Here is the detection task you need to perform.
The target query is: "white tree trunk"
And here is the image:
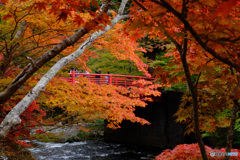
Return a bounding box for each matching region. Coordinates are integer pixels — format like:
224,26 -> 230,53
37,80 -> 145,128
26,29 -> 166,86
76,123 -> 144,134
0,0 -> 129,138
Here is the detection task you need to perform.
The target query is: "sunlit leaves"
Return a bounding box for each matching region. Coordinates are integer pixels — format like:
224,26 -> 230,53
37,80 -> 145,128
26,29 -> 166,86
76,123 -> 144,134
40,77 -> 160,129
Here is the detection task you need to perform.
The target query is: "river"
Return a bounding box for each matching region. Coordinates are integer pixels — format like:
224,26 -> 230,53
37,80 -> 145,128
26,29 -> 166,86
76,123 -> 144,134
27,140 -> 158,160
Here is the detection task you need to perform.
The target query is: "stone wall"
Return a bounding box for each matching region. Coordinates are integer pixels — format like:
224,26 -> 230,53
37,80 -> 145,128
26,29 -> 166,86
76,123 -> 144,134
104,91 -> 196,150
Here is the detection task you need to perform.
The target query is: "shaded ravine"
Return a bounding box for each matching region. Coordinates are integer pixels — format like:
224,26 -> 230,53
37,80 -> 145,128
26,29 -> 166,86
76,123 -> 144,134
27,140 -> 158,160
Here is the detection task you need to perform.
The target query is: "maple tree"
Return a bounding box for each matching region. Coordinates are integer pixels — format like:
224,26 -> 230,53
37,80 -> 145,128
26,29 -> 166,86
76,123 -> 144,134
125,0 -> 239,159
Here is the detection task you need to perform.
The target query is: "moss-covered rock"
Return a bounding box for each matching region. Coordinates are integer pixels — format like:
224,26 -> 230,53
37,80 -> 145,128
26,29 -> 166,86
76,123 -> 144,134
31,132 -> 65,143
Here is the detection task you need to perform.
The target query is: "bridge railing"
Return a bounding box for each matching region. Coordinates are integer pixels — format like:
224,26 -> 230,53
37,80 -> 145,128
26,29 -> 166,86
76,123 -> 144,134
68,71 -> 155,87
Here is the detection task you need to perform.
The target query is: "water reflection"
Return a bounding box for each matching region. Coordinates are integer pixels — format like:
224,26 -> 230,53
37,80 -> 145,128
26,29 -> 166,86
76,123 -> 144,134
27,140 -> 157,160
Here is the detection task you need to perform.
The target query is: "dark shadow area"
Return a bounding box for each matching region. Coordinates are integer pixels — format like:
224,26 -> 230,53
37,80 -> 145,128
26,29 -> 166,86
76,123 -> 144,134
104,91 -> 200,150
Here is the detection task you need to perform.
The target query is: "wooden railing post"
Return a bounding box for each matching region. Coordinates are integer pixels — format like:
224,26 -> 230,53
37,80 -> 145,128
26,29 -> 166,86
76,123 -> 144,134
72,71 -> 75,84
109,75 -> 112,85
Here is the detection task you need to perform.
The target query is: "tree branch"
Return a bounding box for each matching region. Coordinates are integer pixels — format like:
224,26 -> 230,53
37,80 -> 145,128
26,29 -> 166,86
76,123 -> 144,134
13,21 -> 27,39
26,56 -> 39,69
230,81 -> 240,99
132,0 -> 147,11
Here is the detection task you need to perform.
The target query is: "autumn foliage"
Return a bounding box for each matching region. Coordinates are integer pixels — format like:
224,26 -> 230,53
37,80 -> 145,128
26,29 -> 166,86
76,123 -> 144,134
0,1 -> 162,158
0,0 -> 240,159
156,144 -> 240,160
40,77 -> 161,129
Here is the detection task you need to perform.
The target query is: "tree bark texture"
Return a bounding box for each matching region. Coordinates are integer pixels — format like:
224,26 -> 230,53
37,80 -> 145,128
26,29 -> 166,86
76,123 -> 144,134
180,48 -> 209,160
225,101 -> 239,160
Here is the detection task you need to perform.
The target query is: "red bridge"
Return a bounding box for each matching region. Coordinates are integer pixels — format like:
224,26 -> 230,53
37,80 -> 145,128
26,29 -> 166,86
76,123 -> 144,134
67,71 -> 155,87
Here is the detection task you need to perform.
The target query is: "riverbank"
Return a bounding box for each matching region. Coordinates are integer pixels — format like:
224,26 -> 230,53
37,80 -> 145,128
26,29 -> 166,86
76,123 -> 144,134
28,121 -> 159,159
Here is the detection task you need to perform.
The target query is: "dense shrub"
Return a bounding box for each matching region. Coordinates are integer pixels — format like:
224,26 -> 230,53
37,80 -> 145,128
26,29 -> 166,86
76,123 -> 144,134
156,144 -> 240,160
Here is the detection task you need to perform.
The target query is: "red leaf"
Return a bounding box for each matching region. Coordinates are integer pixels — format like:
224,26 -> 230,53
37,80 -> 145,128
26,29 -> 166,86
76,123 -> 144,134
15,140 -> 32,147
73,14 -> 84,26
35,129 -> 45,134
34,2 -> 47,12
57,9 -> 72,22
3,15 -> 13,20
1,0 -> 8,4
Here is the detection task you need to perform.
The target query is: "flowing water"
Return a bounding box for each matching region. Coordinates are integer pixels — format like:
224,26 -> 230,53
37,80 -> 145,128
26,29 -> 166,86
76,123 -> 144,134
27,140 -> 158,160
